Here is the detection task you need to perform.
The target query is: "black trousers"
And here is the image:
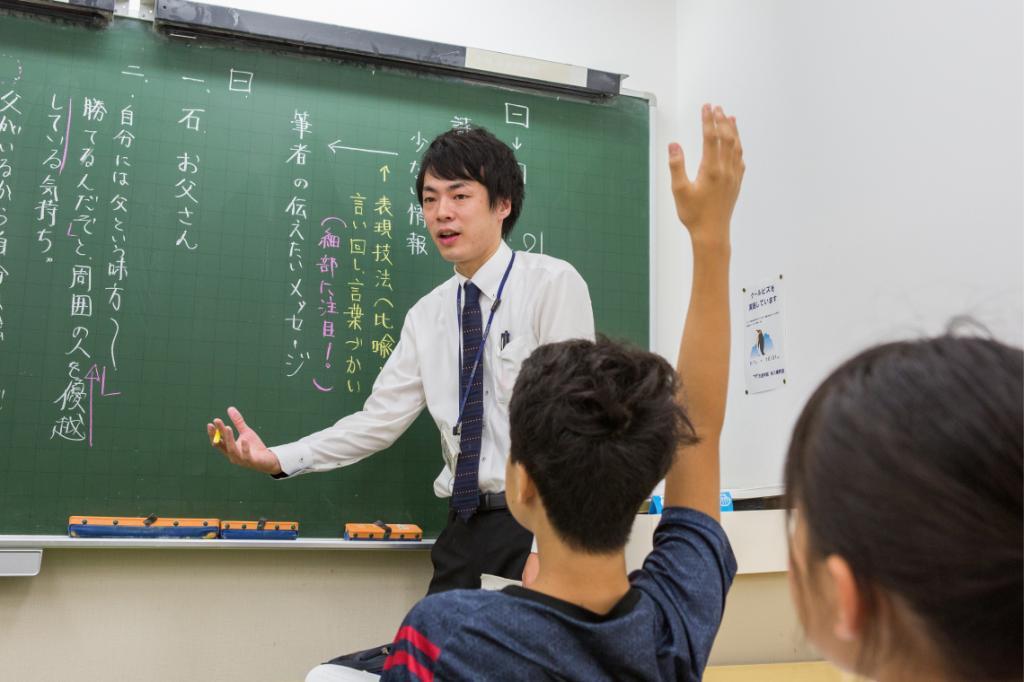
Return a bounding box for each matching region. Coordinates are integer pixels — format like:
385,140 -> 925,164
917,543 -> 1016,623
426,507 -> 533,594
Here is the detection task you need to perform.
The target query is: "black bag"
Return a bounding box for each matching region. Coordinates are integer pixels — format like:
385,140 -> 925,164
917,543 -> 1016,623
324,642 -> 393,674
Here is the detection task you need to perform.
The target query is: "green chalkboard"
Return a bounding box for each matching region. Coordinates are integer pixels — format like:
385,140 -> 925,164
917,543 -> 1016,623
0,12 -> 649,537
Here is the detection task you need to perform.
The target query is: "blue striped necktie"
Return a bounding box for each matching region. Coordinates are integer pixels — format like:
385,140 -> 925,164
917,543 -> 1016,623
452,282 -> 483,520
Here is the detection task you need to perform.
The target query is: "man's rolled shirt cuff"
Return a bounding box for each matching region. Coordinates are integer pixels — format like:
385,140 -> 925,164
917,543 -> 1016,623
269,441 -> 313,478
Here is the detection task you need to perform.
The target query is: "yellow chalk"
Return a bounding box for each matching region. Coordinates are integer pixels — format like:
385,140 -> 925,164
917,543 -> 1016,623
213,429 -> 221,445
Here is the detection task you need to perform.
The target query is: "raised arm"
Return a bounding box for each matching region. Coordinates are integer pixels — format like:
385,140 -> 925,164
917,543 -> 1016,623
663,105 -> 744,520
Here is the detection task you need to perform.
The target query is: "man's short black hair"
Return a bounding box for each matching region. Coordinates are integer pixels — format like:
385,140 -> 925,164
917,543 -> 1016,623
509,337 -> 698,553
415,127 -> 525,238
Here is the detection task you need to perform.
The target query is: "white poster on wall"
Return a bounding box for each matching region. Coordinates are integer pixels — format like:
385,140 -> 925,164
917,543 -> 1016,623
744,276 -> 787,394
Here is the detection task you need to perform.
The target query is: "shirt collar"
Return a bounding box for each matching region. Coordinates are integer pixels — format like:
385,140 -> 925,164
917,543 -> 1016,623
454,240 -> 513,301
501,585 -> 643,623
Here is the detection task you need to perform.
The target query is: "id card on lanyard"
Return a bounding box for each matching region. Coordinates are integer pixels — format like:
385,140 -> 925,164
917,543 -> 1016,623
451,251 -> 516,446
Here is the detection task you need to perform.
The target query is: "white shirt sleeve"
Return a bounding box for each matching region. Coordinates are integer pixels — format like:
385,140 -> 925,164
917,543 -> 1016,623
271,311 -> 427,476
533,265 -> 596,344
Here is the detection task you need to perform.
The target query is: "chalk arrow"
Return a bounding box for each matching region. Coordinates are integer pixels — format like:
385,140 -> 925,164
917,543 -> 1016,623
84,364 -> 102,382
328,140 -> 398,157
512,136 -> 523,150
84,364 -> 101,447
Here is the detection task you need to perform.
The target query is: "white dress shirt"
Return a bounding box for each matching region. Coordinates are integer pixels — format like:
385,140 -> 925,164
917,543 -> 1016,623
272,240 -> 595,497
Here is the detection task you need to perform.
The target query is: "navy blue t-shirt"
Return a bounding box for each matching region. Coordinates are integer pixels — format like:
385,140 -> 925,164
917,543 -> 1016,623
380,507 -> 737,681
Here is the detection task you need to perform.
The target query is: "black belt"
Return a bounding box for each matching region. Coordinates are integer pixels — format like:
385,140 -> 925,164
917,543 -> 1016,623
448,492 -> 507,513
478,492 -> 507,511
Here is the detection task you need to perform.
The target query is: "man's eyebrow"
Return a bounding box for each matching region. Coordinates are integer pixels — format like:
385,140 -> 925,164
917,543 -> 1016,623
423,179 -> 469,193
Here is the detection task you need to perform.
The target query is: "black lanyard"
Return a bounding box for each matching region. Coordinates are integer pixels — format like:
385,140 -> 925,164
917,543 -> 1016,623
454,251 -> 516,436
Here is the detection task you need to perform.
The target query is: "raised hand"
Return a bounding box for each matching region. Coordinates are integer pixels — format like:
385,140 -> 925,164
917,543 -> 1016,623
207,406 -> 282,475
668,104 -> 745,244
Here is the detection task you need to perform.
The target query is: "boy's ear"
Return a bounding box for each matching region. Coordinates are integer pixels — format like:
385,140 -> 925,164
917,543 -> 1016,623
509,460 -> 538,505
826,554 -> 864,642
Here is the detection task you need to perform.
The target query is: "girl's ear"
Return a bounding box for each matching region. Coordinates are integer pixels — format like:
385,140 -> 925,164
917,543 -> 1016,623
826,554 -> 864,642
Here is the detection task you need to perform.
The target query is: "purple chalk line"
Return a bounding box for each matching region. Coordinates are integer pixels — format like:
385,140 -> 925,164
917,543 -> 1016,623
58,96 -> 72,175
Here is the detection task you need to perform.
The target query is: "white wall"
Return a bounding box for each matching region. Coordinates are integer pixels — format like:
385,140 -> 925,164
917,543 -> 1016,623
668,0 -> 1023,493
0,548 -> 436,682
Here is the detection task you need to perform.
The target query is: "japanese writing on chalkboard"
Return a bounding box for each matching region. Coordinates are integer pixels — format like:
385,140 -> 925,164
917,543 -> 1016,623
0,20 -> 643,455
285,109 -> 311,383
0,86 -> 23,413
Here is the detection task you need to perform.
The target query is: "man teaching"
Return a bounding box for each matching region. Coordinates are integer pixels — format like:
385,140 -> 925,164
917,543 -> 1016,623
207,126 -> 594,593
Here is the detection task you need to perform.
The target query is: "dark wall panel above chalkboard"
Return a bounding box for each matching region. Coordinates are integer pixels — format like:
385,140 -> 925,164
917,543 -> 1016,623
0,12 -> 649,537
